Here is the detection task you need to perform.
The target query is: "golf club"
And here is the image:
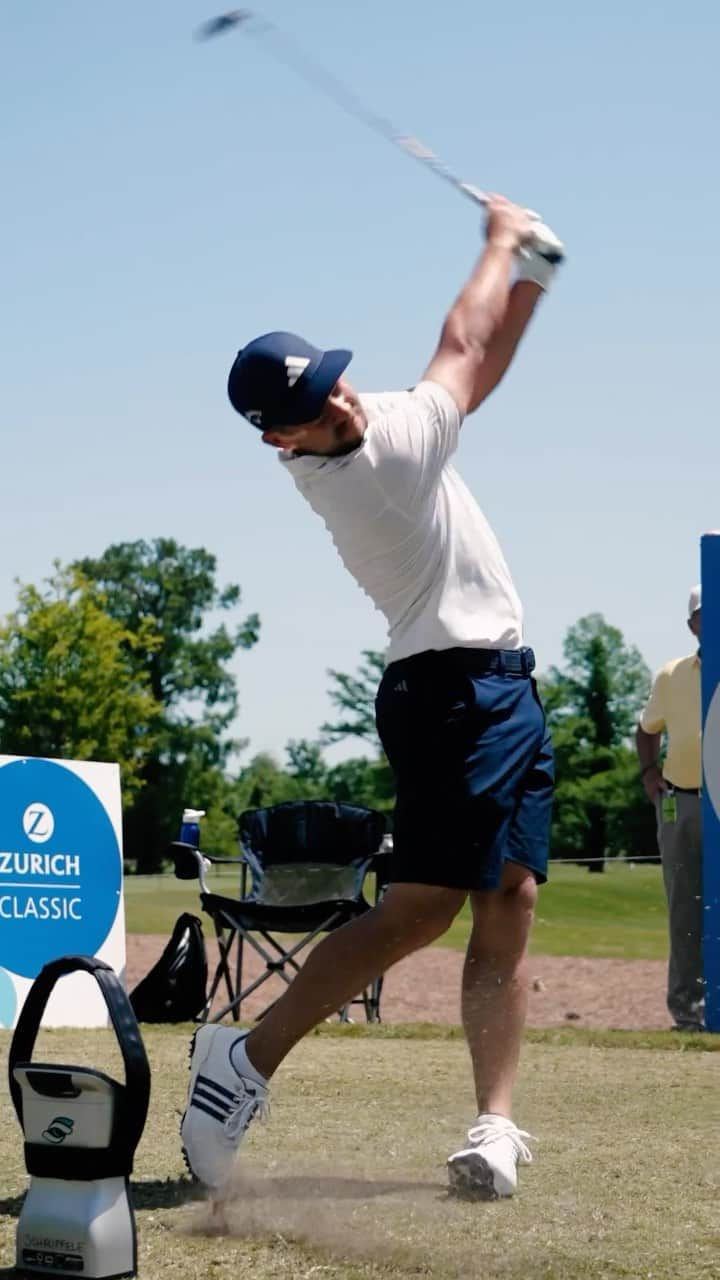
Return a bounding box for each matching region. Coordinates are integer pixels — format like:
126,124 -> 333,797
197,9 -> 490,209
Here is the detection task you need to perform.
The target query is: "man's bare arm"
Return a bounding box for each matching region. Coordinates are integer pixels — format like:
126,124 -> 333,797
636,724 -> 667,802
466,280 -> 543,409
424,196 -> 533,418
424,195 -> 562,417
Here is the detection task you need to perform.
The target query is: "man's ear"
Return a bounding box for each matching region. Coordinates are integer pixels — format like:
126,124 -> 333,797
262,424 -> 311,450
261,431 -> 283,448
261,429 -> 297,449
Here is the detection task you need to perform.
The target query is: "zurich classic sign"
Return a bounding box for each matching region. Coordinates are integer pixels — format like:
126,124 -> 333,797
0,755 -> 126,1029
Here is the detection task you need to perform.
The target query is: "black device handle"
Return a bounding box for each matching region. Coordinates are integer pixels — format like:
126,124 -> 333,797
8,954 -> 151,1173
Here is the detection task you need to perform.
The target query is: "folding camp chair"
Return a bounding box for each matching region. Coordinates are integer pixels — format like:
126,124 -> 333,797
169,800 -> 390,1025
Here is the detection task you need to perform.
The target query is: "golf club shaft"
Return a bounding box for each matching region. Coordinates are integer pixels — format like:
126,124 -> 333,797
206,11 -> 489,208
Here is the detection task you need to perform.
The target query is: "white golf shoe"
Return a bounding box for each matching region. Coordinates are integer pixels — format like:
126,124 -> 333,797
180,1025 -> 269,1191
447,1113 -> 533,1199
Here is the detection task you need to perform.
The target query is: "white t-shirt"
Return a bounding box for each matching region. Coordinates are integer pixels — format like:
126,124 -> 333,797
280,380 -> 523,664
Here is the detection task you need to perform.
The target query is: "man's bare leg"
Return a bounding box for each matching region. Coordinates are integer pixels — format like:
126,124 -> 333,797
182,881 -> 467,1191
445,863 -> 537,1198
246,882 -> 467,1079
461,862 -> 537,1117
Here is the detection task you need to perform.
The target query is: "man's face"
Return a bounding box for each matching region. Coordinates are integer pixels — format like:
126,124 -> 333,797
688,608 -> 702,641
261,378 -> 367,457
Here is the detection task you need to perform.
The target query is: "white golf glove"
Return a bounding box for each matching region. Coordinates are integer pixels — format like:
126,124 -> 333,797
516,218 -> 565,290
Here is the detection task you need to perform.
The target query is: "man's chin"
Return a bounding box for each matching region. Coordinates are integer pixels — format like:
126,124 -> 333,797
300,414 -> 366,458
330,423 -> 365,456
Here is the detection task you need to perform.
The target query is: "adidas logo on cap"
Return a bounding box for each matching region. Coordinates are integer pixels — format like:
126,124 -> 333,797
285,356 -> 310,387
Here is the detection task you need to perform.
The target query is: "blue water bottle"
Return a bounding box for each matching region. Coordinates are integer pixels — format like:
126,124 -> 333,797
180,808 -> 205,848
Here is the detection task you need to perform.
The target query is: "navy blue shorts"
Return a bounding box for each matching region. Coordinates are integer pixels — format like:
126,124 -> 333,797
375,647 -> 554,892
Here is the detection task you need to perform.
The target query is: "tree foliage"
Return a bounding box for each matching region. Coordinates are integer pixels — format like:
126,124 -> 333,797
286,738 -> 328,789
545,613 -> 651,747
75,538 -> 260,870
539,614 -> 655,867
0,555 -> 663,873
321,650 -> 385,747
0,567 -> 160,802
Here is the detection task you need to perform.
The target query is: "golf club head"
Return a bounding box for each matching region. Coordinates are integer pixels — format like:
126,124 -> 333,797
196,10 -> 253,41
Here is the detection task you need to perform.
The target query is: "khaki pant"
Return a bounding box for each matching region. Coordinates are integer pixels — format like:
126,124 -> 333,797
656,791 -> 704,1029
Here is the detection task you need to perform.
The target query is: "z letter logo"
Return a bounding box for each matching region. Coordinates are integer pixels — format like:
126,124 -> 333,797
22,803 -> 55,844
285,356 -> 310,388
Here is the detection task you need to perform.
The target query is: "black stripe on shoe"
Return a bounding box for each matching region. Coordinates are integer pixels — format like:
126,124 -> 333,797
193,1086 -> 234,1112
190,1076 -> 241,1122
190,1097 -> 232,1124
196,1073 -> 241,1102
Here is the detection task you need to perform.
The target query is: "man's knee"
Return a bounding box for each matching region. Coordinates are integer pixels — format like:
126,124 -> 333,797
469,865 -> 538,956
378,883 -> 466,945
500,866 -> 538,916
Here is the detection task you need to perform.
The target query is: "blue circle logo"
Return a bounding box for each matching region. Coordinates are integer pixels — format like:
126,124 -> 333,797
0,759 -> 121,979
0,966 -> 17,1028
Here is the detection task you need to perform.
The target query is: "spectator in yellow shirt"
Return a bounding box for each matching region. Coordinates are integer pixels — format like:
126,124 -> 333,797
636,585 -> 703,1030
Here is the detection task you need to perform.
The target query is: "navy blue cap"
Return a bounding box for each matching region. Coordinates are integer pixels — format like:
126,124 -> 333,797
227,331 -> 352,429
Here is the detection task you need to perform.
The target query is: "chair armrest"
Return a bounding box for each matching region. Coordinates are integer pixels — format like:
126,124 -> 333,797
168,842 -> 247,895
168,841 -> 206,882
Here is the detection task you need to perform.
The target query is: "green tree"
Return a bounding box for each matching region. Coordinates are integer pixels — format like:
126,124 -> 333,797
321,650 -> 385,747
547,613 -> 651,747
233,752 -> 307,811
0,568 -> 160,802
540,615 -> 653,869
285,738 -> 328,791
75,538 -> 260,871
320,651 -> 395,813
326,756 -> 395,813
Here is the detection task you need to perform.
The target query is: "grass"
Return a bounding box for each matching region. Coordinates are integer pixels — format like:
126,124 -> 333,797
1,1024 -> 718,1279
125,862 -> 669,961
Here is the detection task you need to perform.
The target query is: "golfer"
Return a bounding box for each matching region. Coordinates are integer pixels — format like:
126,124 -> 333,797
182,195 -> 563,1199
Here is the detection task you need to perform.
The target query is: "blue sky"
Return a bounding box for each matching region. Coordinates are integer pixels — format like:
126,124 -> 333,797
2,0 -> 718,765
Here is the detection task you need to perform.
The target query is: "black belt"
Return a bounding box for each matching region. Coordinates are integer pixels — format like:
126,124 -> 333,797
670,785 -> 701,796
391,647 -> 536,678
